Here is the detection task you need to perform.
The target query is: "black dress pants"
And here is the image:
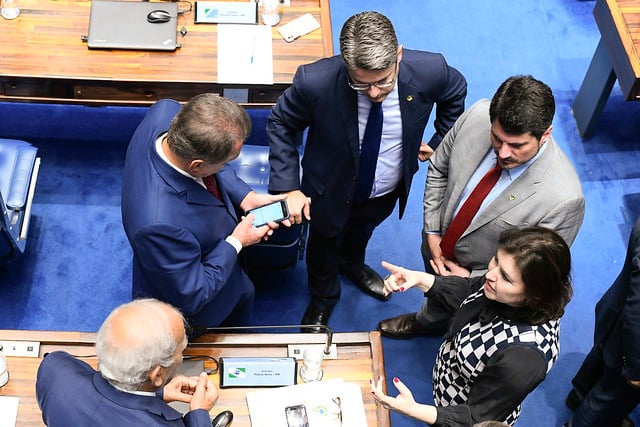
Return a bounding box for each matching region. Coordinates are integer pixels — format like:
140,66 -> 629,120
306,190 -> 399,311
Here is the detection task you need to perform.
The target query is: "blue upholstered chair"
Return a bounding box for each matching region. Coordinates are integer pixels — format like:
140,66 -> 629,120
0,139 -> 41,261
232,107 -> 307,270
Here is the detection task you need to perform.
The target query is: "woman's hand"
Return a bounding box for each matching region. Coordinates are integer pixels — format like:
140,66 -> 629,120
381,261 -> 435,295
370,376 -> 437,424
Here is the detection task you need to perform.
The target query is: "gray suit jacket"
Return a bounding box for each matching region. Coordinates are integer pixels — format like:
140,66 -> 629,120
423,99 -> 585,275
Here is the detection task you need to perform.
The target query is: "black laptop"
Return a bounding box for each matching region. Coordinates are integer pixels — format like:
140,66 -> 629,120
87,1 -> 179,51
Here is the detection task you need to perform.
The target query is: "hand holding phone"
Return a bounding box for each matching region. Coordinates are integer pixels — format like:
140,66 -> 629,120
248,200 -> 289,227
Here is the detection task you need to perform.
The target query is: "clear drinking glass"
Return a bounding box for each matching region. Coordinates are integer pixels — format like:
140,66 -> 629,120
1,0 -> 20,20
261,0 -> 280,26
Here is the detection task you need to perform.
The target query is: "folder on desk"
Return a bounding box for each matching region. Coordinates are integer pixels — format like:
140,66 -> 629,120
86,1 -> 179,51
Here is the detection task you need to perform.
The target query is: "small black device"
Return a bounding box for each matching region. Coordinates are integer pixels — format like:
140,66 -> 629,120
284,404 -> 309,427
146,9 -> 171,23
211,410 -> 234,427
248,200 -> 289,227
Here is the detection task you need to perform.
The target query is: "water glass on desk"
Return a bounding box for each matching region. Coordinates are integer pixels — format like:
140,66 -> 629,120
261,0 -> 280,26
1,0 -> 20,20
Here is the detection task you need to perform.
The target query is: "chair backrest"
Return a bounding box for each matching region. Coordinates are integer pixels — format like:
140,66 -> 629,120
231,107 -> 308,270
0,138 -> 41,261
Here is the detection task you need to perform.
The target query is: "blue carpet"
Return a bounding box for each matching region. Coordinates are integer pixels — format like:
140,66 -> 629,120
2,1 -> 640,425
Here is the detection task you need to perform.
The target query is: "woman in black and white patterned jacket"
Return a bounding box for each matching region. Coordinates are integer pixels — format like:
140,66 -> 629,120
371,226 -> 573,426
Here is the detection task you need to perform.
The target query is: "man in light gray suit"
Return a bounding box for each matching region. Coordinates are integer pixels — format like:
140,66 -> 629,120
379,75 -> 585,338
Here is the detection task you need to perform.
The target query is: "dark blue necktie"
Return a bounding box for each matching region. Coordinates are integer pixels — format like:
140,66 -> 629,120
355,101 -> 383,202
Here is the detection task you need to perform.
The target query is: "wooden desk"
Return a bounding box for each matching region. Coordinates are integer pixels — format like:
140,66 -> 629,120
0,0 -> 333,105
572,0 -> 640,138
0,329 -> 389,427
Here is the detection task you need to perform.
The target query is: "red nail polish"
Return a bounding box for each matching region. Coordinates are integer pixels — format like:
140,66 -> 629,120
400,287 -> 405,292
371,391 -> 375,395
377,375 -> 381,381
393,377 -> 399,383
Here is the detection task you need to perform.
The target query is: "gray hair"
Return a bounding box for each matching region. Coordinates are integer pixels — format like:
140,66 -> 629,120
96,299 -> 187,391
167,93 -> 251,164
339,11 -> 398,71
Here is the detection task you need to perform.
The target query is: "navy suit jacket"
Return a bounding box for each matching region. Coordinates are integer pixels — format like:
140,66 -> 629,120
594,217 -> 640,380
36,351 -> 212,426
267,49 -> 466,236
121,99 -> 253,327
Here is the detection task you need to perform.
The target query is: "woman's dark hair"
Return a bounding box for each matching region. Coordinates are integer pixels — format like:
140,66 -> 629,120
498,226 -> 572,323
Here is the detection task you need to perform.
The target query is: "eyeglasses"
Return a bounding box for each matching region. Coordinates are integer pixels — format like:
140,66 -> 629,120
347,63 -> 398,91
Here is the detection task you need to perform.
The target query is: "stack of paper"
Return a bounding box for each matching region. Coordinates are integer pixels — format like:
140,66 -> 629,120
217,24 -> 274,84
246,379 -> 367,427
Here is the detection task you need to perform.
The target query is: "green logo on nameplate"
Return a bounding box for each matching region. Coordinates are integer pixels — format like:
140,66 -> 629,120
229,367 -> 246,378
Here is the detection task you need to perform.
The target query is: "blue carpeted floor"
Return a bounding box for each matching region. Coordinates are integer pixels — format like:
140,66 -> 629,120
2,1 -> 640,425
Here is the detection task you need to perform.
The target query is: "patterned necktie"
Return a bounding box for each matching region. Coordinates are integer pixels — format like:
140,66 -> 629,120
439,161 -> 502,259
202,174 -> 222,201
354,101 -> 383,202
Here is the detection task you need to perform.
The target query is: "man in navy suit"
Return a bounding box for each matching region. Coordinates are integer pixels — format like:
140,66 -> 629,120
565,217 -> 640,427
267,11 -> 467,329
36,298 -> 228,426
122,95 -> 286,333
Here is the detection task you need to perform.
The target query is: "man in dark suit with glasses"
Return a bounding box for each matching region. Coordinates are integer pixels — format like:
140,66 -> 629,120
266,11 -> 467,330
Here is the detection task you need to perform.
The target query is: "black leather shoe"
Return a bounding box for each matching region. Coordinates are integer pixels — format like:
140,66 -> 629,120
340,264 -> 390,301
378,313 -> 447,338
565,388 -> 581,411
300,302 -> 332,333
211,410 -> 233,427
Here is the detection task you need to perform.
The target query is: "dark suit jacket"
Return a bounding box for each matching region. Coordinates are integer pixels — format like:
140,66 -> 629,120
267,49 -> 466,236
594,217 -> 640,380
121,99 -> 253,327
36,351 -> 211,426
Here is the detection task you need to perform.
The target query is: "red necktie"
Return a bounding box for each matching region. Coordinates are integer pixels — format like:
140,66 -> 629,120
202,174 -> 222,201
439,161 -> 502,259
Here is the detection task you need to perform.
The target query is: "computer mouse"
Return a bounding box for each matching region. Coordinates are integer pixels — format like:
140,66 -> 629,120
211,410 -> 233,427
146,9 -> 171,24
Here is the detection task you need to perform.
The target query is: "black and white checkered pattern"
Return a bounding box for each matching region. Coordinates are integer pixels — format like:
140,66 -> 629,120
432,289 -> 560,425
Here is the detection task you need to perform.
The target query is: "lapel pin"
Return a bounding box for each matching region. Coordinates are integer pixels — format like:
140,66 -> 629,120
406,95 -> 414,102
509,195 -> 516,201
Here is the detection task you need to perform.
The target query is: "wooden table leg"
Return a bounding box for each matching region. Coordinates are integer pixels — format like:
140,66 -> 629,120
572,38 -> 617,139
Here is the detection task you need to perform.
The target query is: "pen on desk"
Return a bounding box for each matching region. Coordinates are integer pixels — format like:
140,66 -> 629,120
250,26 -> 259,64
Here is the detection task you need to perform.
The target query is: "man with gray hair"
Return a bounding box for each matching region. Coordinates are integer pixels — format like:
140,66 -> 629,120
267,11 -> 467,330
36,298 -> 231,426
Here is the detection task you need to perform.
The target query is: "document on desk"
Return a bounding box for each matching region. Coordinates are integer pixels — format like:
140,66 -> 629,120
0,396 -> 19,427
246,379 -> 367,427
217,24 -> 274,84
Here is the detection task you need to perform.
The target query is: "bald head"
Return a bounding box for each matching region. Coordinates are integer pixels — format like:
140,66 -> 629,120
96,299 -> 187,391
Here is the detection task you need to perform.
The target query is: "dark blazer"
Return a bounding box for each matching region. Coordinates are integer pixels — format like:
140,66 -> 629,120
267,49 -> 466,236
36,351 -> 212,426
121,99 -> 254,328
594,217 -> 640,380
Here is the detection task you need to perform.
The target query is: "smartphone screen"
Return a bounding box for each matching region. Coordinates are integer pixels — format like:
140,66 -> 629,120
248,200 -> 289,227
285,404 -> 309,427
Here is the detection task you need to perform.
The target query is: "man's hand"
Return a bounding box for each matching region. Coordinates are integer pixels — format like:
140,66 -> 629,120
425,234 -> 470,277
162,375 -> 199,403
189,372 -> 218,412
284,190 -> 310,224
231,214 -> 280,247
239,191 -> 287,212
417,142 -> 434,162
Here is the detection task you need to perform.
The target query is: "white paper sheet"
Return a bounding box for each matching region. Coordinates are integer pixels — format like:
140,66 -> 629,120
217,24 -> 274,84
0,396 -> 19,427
246,379 -> 367,427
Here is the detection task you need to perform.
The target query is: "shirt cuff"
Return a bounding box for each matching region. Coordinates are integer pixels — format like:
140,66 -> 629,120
225,236 -> 242,254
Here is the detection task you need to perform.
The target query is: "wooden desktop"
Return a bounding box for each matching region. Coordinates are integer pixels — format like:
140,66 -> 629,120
0,0 -> 333,105
0,329 -> 390,426
572,0 -> 640,138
